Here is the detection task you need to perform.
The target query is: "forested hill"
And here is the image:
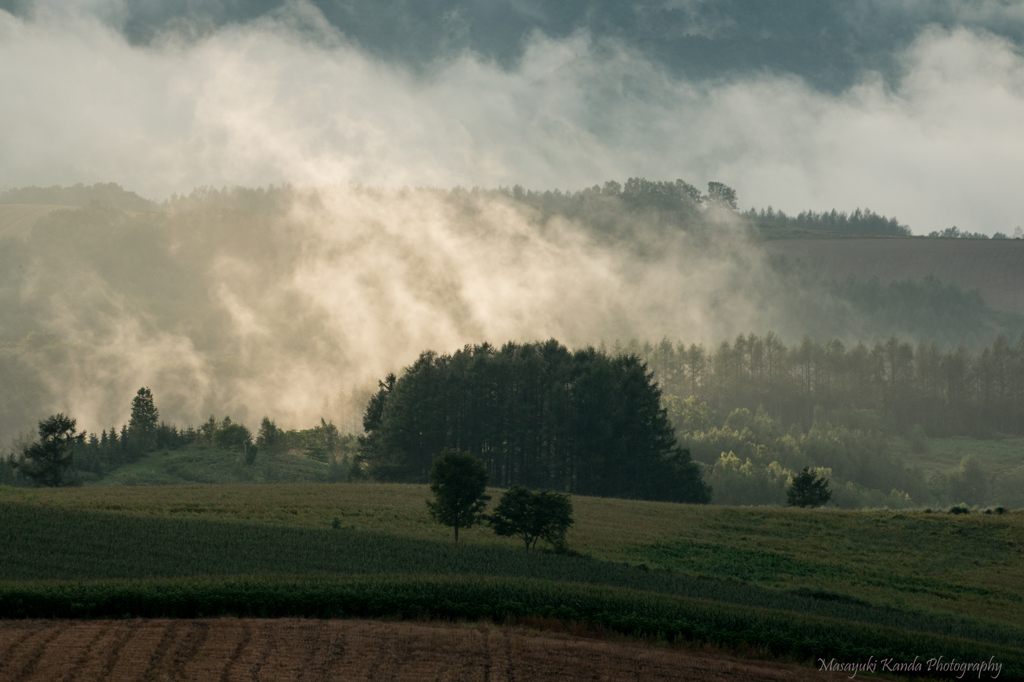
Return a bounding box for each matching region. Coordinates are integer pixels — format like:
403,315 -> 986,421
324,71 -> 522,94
766,238 -> 1024,315
2,181 -> 1022,446
0,183 -> 159,213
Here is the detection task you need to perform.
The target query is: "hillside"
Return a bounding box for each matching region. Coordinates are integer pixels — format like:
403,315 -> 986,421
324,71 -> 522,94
1,483 -> 1022,677
4,483 -> 1023,629
0,204 -> 72,239
765,238 -> 1024,315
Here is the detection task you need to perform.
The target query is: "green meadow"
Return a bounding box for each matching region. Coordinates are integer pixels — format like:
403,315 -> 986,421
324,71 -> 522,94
903,436 -> 1024,480
2,482 -> 1023,675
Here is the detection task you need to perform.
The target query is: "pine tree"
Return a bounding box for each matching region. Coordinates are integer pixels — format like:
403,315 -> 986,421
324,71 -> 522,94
786,467 -> 832,508
128,387 -> 159,453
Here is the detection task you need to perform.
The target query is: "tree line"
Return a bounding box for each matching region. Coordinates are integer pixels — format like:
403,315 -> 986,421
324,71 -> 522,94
0,182 -> 158,212
745,206 -> 912,236
1,387 -> 356,487
629,332 -> 1024,438
360,339 -> 710,504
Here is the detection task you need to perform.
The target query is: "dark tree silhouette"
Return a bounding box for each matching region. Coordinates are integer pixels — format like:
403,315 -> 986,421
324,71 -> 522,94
128,387 -> 159,454
426,449 -> 491,542
488,485 -> 574,551
361,340 -> 711,504
786,467 -> 833,508
18,414 -> 84,487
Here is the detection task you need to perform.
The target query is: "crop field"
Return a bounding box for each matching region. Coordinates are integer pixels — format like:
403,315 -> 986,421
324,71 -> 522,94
0,618 -> 859,682
764,237 -> 1024,314
2,483 -> 1023,677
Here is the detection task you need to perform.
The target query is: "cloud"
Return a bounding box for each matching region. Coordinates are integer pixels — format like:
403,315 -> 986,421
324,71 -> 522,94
2,3 -> 1024,234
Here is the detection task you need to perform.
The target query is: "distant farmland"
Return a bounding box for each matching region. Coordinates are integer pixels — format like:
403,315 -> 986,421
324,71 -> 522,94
764,238 -> 1024,314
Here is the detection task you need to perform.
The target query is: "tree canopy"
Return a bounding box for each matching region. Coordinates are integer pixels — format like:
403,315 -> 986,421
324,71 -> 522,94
128,387 -> 160,453
18,414 -> 84,487
488,485 -> 574,551
786,467 -> 833,508
426,448 -> 491,542
362,339 -> 711,504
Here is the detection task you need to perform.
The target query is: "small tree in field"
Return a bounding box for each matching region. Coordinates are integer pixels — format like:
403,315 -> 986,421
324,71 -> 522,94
426,449 -> 490,542
18,414 -> 84,487
786,467 -> 832,508
488,486 -> 574,551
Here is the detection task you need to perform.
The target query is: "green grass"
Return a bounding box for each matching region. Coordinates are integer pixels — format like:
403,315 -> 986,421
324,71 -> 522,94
4,500 -> 1022,649
901,436 -> 1024,479
4,483 -> 1023,624
88,446 -> 334,486
2,483 -> 1023,675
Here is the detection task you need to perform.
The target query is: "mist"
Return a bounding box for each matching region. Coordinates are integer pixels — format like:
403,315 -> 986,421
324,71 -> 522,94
1,185 -> 777,441
3,1 -> 1024,442
2,1 -> 1024,234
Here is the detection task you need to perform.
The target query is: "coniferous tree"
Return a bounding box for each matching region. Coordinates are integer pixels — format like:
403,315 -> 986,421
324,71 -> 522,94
786,467 -> 832,508
128,387 -> 159,454
362,339 -> 711,503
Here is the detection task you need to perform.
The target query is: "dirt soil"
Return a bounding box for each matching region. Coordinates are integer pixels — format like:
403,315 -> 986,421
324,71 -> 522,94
0,618 -> 859,681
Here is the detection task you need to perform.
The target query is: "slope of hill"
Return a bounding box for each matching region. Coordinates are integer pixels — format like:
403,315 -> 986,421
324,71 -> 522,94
765,238 -> 1024,315
0,183 -> 159,213
1,484 -> 1022,677
0,204 -> 72,239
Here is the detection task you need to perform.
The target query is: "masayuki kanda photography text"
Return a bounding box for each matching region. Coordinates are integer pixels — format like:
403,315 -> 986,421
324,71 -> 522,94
818,655 -> 1003,679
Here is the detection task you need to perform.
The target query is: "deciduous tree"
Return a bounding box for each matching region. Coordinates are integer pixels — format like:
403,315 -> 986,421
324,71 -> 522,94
18,414 -> 84,487
488,485 -> 574,551
426,449 -> 490,543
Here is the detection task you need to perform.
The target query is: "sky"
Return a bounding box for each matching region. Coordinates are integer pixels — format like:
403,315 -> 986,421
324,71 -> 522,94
2,0 -> 1024,235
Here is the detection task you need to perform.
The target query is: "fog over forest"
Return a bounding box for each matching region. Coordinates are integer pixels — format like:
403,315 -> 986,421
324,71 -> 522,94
2,0 -> 1024,233
2,0 -> 1024,446
1,182 -> 1022,448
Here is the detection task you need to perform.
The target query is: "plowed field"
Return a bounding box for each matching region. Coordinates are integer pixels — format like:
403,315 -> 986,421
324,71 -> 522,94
0,618 -> 854,681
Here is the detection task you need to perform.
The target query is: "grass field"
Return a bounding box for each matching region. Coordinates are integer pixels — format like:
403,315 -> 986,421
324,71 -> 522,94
901,436 -> 1024,479
3,482 -> 1023,658
90,446 -> 335,486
